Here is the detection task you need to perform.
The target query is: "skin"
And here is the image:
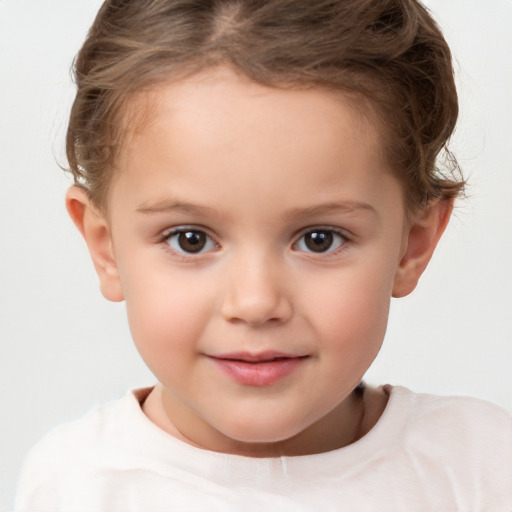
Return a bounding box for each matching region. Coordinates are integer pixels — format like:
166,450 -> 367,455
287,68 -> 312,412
67,67 -> 452,457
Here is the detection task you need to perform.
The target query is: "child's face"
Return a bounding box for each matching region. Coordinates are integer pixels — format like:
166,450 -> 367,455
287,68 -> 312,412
81,67 -> 419,454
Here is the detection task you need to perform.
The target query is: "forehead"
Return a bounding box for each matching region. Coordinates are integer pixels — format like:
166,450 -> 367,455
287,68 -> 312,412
121,66 -> 382,158
111,66 -> 402,217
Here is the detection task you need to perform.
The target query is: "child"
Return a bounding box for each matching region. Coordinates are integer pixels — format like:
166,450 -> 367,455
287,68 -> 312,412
14,0 -> 511,510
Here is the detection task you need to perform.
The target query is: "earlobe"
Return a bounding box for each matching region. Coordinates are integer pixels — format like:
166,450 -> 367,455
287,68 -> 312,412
65,186 -> 124,302
392,199 -> 453,298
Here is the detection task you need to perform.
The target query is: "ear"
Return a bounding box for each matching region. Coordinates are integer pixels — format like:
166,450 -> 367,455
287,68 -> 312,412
392,198 -> 453,298
65,186 -> 124,302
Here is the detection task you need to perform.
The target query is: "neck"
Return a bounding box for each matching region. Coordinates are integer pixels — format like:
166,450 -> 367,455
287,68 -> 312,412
141,383 -> 384,458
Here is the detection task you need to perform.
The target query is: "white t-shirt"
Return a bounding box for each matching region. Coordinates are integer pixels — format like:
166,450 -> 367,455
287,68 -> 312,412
15,386 -> 512,511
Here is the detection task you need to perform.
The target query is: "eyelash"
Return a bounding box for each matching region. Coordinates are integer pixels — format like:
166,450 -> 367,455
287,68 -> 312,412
159,226 -> 351,259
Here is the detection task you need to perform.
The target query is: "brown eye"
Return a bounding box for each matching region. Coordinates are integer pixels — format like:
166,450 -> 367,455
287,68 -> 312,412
178,231 -> 206,252
296,229 -> 345,253
166,229 -> 216,254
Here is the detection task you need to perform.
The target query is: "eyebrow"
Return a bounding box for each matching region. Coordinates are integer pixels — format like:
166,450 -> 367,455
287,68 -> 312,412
137,199 -> 376,219
137,200 -> 222,217
284,201 -> 377,220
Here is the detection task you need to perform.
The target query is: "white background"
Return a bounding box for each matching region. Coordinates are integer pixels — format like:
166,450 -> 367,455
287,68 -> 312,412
1,0 -> 511,509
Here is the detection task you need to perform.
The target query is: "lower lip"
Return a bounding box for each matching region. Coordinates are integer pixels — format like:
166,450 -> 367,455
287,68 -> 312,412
209,357 -> 306,387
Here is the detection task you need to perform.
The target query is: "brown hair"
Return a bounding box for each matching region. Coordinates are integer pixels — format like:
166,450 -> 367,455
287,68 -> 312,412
66,0 -> 464,210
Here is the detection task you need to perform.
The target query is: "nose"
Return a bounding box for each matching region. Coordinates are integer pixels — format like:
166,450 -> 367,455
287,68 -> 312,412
220,254 -> 293,326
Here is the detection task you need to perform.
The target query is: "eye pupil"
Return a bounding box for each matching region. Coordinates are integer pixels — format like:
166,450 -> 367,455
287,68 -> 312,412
178,231 -> 206,253
305,231 -> 333,252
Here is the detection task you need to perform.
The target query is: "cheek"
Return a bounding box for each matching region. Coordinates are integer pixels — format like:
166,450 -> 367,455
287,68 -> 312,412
310,278 -> 391,400
306,263 -> 394,352
119,262 -> 214,365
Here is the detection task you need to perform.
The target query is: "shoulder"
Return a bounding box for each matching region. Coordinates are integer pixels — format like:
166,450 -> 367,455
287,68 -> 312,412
15,389 -> 142,509
390,386 -> 512,476
395,386 -> 512,435
27,391 -> 130,455
347,387 -> 512,508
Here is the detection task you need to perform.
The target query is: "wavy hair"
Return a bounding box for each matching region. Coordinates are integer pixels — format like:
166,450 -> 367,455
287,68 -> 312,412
67,0 -> 464,210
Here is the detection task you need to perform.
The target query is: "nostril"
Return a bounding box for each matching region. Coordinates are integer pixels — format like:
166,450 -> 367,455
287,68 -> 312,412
219,263 -> 293,325
220,293 -> 293,326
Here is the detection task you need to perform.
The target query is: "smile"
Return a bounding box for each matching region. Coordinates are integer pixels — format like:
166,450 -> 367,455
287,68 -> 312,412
207,352 -> 309,387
